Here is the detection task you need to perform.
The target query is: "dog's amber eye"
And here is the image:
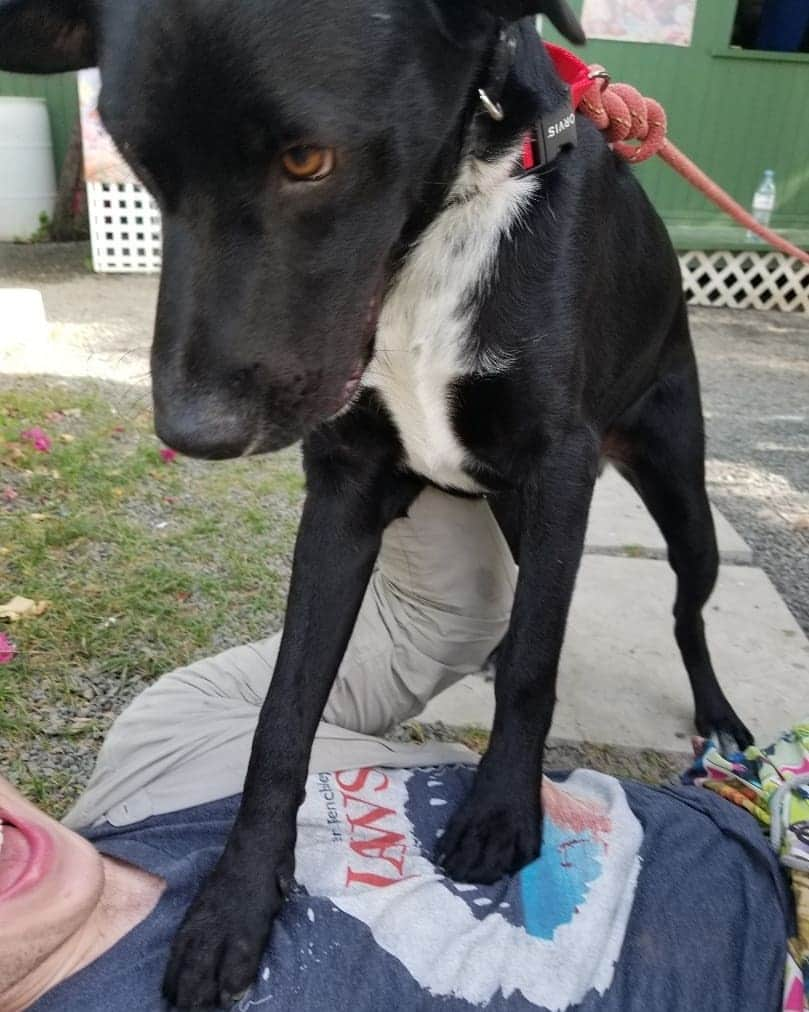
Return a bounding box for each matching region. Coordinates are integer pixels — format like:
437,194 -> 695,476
281,146 -> 335,181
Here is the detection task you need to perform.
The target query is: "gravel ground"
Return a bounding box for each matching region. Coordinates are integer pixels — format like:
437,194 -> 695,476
1,245 -> 807,795
0,241 -> 93,280
693,307 -> 809,635
391,722 -> 685,783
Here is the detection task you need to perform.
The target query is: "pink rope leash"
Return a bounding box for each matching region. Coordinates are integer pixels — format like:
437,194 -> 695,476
578,68 -> 809,267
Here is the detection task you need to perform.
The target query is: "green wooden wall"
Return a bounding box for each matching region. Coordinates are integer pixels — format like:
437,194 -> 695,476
0,71 -> 78,181
545,0 -> 809,249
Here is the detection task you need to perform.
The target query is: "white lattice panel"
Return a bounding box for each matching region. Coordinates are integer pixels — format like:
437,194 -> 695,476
680,250 -> 809,312
87,181 -> 162,273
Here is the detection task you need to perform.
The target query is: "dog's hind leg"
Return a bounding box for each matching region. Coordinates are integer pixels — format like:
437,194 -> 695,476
607,351 -> 753,753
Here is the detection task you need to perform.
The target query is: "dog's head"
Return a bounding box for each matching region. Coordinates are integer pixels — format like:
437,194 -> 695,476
2,0 -> 582,457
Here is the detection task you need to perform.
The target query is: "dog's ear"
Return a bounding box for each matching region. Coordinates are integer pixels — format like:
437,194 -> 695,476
484,1 -> 585,44
0,0 -> 97,73
432,0 -> 585,46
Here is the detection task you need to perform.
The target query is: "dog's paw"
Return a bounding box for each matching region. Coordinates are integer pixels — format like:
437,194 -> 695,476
163,854 -> 292,1010
695,707 -> 754,755
438,792 -> 542,884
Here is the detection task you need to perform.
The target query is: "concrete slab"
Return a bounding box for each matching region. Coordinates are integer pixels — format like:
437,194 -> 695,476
0,279 -> 155,385
419,556 -> 808,751
586,466 -> 753,565
0,287 -> 48,349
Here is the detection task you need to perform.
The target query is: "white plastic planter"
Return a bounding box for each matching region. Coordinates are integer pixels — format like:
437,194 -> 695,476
0,97 -> 57,242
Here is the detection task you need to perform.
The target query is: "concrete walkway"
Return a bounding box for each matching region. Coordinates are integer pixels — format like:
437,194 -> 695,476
422,469 -> 808,751
2,251 -> 807,756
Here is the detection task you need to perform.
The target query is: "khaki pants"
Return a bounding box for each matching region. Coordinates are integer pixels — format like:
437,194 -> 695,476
65,488 -> 517,830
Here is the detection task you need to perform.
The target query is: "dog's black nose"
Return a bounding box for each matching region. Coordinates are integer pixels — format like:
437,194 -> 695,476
153,396 -> 257,460
156,418 -> 250,460
151,339 -> 309,458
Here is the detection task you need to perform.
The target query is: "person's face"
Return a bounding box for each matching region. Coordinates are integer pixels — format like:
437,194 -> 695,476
0,775 -> 105,997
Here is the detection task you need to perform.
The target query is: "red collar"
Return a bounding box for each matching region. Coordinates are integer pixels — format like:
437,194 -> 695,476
521,43 -> 592,172
544,42 -> 593,107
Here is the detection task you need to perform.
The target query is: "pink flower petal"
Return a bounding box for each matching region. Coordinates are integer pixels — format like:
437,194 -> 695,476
159,448 -> 178,463
21,427 -> 52,453
2,487 -> 17,502
0,633 -> 17,664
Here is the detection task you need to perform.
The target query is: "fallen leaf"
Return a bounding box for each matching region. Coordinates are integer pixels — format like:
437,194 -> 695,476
20,427 -> 52,453
59,433 -> 76,444
28,513 -> 48,522
63,408 -> 82,418
0,632 -> 16,664
45,410 -> 65,422
0,597 -> 50,622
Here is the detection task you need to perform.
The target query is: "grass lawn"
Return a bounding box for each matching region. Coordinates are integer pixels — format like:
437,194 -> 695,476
1,377 -> 304,814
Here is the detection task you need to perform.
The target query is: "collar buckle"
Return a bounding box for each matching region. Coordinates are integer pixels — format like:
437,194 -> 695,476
521,97 -> 578,174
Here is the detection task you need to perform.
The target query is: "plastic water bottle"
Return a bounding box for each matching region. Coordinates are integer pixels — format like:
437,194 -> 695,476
747,170 -> 776,242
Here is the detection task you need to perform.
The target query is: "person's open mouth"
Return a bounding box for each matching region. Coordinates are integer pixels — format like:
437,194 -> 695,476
0,810 -> 53,901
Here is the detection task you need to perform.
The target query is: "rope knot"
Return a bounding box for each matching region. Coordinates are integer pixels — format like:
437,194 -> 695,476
582,70 -> 667,164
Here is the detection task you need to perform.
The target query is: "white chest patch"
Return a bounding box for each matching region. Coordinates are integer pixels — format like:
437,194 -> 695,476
363,149 -> 537,492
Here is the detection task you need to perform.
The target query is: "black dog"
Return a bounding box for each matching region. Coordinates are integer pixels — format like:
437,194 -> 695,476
3,0 -> 753,1006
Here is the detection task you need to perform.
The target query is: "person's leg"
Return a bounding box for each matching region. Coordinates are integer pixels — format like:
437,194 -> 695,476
129,483 -> 516,737
323,485 -> 517,734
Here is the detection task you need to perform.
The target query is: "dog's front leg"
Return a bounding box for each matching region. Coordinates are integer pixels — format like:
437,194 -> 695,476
163,418 -> 422,1010
440,427 -> 600,884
